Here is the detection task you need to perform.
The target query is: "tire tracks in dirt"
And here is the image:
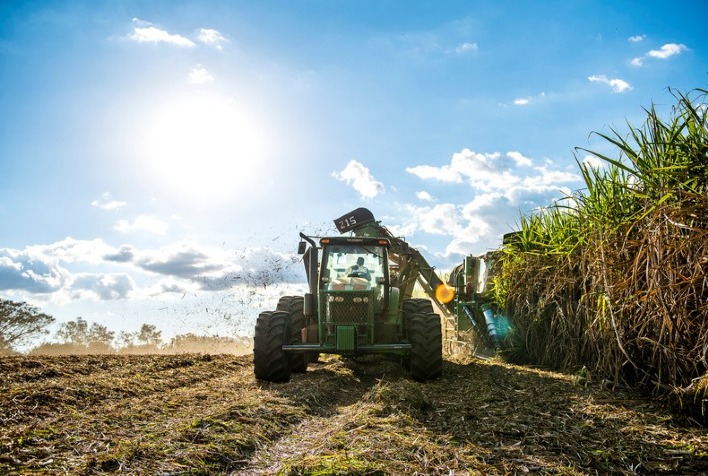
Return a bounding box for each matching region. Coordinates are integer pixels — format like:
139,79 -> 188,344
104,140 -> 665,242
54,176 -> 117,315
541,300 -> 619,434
240,356 -> 417,474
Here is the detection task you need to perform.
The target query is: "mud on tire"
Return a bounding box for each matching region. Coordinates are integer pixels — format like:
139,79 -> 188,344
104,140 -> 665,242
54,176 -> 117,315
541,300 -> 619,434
253,310 -> 292,382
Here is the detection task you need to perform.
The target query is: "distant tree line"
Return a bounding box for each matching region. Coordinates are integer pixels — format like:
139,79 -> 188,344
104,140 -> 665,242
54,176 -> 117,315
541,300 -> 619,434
0,298 -> 251,355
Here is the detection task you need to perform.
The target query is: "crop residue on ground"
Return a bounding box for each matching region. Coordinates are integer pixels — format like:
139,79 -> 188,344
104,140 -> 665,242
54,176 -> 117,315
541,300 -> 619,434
1,353 -> 707,474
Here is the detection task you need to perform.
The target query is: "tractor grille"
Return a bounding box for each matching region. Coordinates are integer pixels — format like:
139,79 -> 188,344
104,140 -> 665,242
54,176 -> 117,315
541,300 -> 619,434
320,291 -> 373,324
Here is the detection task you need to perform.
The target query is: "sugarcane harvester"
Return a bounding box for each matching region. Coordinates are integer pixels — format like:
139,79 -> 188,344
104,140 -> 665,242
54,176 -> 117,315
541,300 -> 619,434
253,207 -> 505,383
253,208 -> 444,383
337,208 -> 506,355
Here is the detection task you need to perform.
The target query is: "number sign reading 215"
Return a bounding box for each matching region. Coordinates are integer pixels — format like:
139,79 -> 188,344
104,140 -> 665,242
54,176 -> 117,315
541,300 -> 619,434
334,208 -> 375,234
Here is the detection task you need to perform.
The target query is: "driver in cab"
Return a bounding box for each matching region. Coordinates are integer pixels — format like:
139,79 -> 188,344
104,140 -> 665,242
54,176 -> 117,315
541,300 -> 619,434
346,257 -> 371,281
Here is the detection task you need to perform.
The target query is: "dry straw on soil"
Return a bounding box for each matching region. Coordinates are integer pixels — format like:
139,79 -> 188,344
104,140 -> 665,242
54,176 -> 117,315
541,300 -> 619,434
2,353 -> 707,474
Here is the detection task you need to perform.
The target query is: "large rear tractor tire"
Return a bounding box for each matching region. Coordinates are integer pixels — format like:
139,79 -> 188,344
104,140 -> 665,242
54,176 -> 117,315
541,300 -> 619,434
402,298 -> 437,362
254,311 -> 292,383
402,298 -> 434,316
276,296 -> 308,373
406,312 -> 443,382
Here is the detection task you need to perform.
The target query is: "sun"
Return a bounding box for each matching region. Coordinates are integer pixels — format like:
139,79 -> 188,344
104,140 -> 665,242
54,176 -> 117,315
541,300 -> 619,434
139,91 -> 270,203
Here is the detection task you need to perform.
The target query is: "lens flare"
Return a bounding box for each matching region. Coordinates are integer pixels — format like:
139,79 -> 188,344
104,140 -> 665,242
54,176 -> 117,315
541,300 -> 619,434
435,284 -> 455,304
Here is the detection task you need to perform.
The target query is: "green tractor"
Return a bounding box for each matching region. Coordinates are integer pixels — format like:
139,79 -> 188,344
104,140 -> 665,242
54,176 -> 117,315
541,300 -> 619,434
253,209 -> 443,383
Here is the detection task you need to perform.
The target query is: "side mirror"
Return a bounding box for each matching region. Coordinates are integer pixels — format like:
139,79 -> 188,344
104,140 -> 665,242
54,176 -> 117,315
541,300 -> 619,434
297,241 -> 307,254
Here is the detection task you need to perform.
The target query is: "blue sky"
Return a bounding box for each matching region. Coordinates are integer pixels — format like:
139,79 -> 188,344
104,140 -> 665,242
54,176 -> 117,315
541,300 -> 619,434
1,0 -> 706,344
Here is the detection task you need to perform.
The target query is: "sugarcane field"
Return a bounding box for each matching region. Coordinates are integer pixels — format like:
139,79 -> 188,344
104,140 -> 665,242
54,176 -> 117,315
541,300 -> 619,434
2,2 -> 708,469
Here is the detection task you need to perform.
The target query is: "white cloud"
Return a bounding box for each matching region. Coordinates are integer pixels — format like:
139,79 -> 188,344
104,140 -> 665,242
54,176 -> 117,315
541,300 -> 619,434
122,242 -> 303,290
91,192 -> 126,210
0,238 -> 306,305
648,43 -> 687,59
383,218 -> 419,239
135,242 -> 225,280
588,74 -> 632,93
416,204 -> 461,236
0,248 -> 70,293
28,238 -> 117,265
128,19 -> 195,47
582,154 -> 604,169
115,215 -> 169,235
454,42 -> 478,53
519,167 -> 579,193
332,160 -> 385,199
506,151 -> 532,167
401,148 -> 583,258
71,273 -> 136,300
510,92 -> 545,107
631,43 -> 687,67
103,245 -> 135,263
189,66 -> 214,84
628,35 -> 646,43
404,162 -> 464,183
408,149 -> 528,192
462,192 -> 504,213
407,148 -> 581,197
197,28 -> 228,50
131,18 -> 151,28
441,216 -> 493,257
400,202 -> 499,258
416,191 -> 435,202
146,277 -> 199,296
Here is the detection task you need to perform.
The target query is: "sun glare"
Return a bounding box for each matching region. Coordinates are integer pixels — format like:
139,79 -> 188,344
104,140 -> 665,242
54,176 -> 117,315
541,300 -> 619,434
140,92 -> 269,203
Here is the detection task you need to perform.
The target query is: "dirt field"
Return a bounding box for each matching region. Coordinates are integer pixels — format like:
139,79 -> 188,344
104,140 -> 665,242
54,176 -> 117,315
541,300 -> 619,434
1,353 -> 707,475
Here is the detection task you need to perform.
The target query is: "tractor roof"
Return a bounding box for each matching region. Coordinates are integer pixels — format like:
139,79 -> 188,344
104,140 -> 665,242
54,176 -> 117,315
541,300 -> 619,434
320,236 -> 390,248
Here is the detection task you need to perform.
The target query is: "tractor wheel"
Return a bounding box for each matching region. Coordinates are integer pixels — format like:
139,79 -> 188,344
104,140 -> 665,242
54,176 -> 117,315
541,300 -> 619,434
402,298 -> 435,341
402,298 -> 434,316
405,312 -> 443,382
276,296 -> 308,373
253,310 -> 292,382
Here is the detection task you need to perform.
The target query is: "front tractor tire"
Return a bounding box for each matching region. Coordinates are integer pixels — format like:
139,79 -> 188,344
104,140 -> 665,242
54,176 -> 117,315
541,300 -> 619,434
254,310 -> 292,383
276,296 -> 308,373
405,308 -> 443,382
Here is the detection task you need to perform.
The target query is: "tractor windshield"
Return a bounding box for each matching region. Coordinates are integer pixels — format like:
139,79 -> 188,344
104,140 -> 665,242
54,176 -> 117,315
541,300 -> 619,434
321,245 -> 387,291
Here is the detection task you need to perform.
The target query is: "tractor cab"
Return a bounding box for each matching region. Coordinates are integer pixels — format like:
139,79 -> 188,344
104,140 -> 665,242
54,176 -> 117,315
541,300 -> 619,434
320,237 -> 387,288
315,237 -> 393,351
